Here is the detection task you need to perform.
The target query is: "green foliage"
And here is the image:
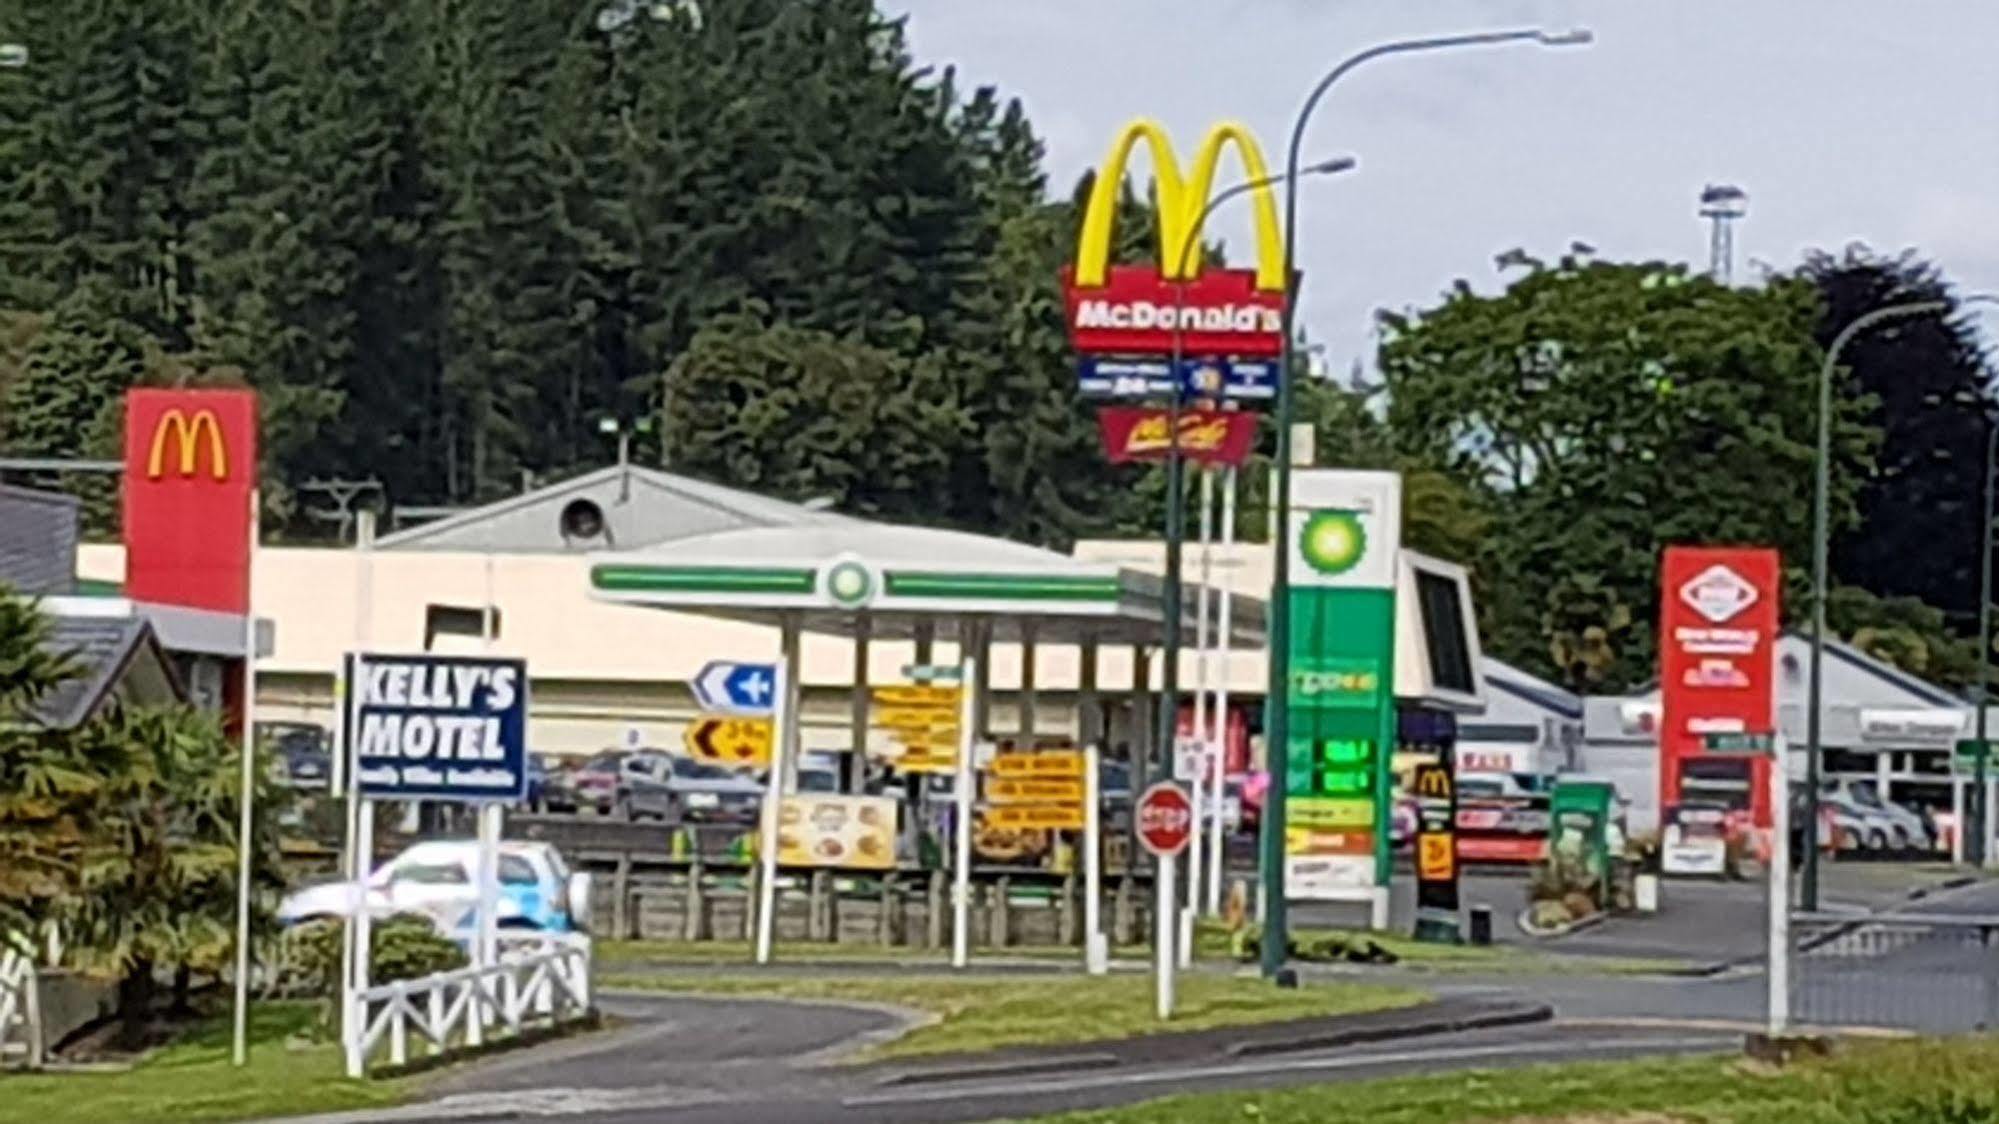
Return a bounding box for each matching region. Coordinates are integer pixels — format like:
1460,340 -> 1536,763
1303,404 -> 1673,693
279,915 -> 467,1029
0,589 -> 289,1032
1382,253 -> 1869,691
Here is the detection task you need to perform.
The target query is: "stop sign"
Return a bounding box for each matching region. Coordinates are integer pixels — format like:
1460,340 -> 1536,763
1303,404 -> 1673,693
1136,782 -> 1194,856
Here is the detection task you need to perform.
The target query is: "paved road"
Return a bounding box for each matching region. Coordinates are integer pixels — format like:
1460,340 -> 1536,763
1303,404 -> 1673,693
318,1012 -> 1730,1124
289,866 -> 1991,1124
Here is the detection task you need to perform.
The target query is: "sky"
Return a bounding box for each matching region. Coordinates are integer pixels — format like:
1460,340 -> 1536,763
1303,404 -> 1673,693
893,0 -> 1999,374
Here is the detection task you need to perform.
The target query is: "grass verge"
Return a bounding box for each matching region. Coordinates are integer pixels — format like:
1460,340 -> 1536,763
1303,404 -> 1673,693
600,924 -> 1687,977
0,1004 -> 406,1124
603,971 -> 1423,1061
1028,1035 -> 1999,1123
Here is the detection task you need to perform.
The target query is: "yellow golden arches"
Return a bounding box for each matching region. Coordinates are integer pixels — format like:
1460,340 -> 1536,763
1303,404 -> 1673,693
1072,118 -> 1286,292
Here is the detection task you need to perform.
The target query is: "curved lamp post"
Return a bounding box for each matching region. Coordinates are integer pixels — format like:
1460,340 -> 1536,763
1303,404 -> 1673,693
1157,156 -> 1356,775
1802,300 -> 1946,908
1261,26 -> 1593,982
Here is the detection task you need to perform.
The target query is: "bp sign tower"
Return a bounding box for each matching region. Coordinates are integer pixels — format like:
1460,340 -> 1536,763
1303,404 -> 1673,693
1281,469 -> 1402,928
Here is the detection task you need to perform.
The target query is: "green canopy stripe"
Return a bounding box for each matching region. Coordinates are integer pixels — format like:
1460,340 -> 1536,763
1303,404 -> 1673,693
591,565 -> 817,595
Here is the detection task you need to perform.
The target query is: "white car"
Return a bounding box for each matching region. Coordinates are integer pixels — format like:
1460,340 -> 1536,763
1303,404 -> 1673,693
279,840 -> 591,935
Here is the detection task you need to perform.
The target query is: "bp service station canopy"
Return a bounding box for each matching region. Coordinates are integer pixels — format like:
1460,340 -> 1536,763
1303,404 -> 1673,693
586,520 -> 1263,648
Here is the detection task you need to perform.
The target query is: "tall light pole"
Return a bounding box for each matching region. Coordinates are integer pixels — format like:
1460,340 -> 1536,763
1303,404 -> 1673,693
1976,409 -> 1997,866
1261,27 -> 1592,982
1158,158 -> 1356,784
1802,299 -> 1946,908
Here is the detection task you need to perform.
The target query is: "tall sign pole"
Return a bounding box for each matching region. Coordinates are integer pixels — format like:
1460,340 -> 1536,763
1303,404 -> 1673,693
230,487 -> 260,1066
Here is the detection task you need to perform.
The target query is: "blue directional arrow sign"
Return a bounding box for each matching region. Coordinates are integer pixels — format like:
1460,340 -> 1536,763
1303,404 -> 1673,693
694,660 -> 777,716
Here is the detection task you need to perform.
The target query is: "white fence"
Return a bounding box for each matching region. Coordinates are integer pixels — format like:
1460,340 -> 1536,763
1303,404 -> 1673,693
344,933 -> 592,1077
0,947 -> 41,1069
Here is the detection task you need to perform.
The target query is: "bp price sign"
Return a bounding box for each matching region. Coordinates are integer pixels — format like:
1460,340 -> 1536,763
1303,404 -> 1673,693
1137,783 -> 1194,857
351,654 -> 529,803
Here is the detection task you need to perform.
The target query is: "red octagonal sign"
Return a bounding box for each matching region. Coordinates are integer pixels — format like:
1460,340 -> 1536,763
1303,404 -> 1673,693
1136,782 -> 1194,857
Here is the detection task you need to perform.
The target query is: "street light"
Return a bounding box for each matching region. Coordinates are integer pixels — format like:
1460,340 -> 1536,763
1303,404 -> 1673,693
1948,296 -> 1999,867
1261,27 -> 1593,982
1802,299 -> 1945,909
1157,156 -> 1357,780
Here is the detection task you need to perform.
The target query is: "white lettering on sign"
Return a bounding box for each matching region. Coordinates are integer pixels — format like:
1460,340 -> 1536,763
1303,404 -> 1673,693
1073,299 -> 1282,334
354,712 -> 505,761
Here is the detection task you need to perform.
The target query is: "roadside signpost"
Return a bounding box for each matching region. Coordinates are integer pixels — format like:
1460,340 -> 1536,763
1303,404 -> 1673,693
343,652 -> 529,1073
1137,783 -> 1193,1019
1410,763 -> 1460,943
684,715 -> 773,767
693,660 -> 777,715
873,682 -> 963,775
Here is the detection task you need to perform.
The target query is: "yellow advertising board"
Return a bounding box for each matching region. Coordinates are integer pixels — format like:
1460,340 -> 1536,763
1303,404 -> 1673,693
1289,796 -> 1375,830
981,804 -> 1086,831
775,795 -> 898,870
988,751 -> 1085,779
870,684 -> 962,707
888,749 -> 958,775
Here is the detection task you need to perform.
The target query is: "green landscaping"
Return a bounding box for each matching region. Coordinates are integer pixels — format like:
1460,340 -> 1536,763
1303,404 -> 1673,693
0,1004 -> 406,1124
603,971 -> 1422,1060
1032,1035 -> 1999,1123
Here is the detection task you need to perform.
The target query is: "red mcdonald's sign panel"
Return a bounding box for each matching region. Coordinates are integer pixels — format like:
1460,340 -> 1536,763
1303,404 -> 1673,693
122,388 -> 258,614
1658,546 -> 1780,829
1095,406 -> 1259,467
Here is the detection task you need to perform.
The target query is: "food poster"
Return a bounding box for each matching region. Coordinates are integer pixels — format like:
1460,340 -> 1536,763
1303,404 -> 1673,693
775,794 -> 899,870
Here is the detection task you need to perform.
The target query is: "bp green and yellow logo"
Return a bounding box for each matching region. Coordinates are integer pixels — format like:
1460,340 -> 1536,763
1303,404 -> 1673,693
1299,510 -> 1367,576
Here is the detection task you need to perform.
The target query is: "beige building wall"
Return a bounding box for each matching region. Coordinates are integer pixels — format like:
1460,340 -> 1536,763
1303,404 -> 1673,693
78,541 -> 1264,756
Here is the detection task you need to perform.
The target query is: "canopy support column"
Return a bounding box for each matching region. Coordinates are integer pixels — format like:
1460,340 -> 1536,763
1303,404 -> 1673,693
1020,620 -> 1039,740
847,614 -> 871,793
1079,639 -> 1101,747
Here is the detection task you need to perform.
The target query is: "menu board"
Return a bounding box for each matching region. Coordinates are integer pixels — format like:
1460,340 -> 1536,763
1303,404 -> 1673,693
775,795 -> 898,870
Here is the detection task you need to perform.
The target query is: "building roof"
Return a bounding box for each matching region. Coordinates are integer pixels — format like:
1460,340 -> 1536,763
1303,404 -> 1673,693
0,484 -> 79,596
29,615 -> 182,730
375,464 -> 849,553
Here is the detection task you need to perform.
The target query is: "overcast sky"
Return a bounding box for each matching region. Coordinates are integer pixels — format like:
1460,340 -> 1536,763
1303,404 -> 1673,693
894,0 -> 1999,372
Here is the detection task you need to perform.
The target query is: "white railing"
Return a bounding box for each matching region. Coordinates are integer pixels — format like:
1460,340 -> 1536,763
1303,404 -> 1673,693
344,933 -> 592,1077
0,947 -> 41,1069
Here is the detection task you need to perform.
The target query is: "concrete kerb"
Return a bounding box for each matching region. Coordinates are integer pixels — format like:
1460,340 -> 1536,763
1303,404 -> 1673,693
863,997 -> 1552,1088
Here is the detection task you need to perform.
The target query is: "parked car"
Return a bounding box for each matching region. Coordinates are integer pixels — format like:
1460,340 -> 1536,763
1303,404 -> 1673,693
1821,794 -> 1898,851
1821,780 -> 1932,850
524,753 -> 551,812
568,750 -> 632,817
265,724 -> 332,790
638,751 -> 763,822
277,839 -> 591,936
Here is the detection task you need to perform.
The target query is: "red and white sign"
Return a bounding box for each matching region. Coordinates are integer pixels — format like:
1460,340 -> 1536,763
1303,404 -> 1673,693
1658,546 -> 1779,828
1095,407 -> 1259,467
1136,782 -> 1194,856
1060,265 -> 1284,358
123,388 -> 259,614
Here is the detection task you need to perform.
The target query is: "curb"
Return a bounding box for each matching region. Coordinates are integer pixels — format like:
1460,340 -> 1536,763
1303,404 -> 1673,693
866,998 -> 1551,1088
1225,1000 -> 1553,1058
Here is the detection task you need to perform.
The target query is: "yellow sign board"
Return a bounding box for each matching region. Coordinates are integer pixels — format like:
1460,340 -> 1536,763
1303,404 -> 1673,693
775,795 -> 897,870
876,710 -> 960,734
987,778 -> 1085,805
683,716 -> 772,767
989,751 -> 1085,779
890,750 -> 958,775
981,804 -> 1086,831
870,684 -> 962,707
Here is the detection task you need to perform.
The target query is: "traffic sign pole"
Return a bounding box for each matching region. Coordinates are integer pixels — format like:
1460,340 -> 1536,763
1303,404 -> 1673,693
951,654 -> 978,970
1767,734 -> 1790,1036
1083,743 -> 1106,975
1155,852 -> 1176,1019
752,655 -> 793,966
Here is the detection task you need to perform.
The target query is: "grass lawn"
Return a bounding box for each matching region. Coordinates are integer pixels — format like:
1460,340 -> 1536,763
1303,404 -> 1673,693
0,1004 -> 407,1124
1031,1035 -> 1999,1123
600,925 -> 1685,977
603,970 -> 1422,1061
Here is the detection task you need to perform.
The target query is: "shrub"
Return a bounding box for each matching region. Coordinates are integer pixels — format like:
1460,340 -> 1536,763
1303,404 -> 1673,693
276,914 -> 466,999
